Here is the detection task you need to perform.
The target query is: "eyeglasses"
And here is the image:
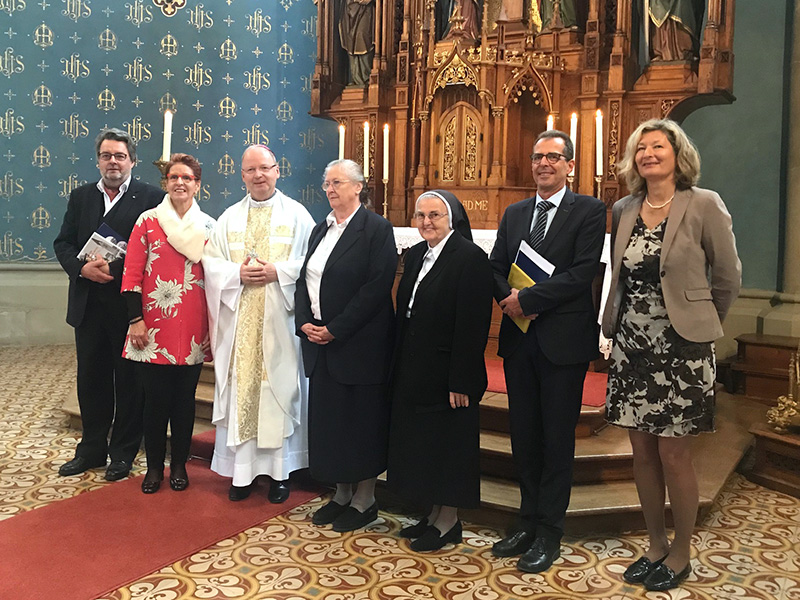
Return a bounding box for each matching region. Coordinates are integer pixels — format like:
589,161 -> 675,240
531,152 -> 567,164
167,174 -> 198,182
243,164 -> 278,175
321,179 -> 351,191
413,211 -> 448,222
98,152 -> 129,162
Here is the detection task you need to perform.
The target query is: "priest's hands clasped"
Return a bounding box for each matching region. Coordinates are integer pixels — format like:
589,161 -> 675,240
240,255 -> 278,285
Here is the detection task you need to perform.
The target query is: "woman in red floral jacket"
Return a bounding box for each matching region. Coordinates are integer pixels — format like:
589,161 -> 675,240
121,153 -> 215,494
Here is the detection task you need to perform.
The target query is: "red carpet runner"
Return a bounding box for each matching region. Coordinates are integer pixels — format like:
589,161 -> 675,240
1,460 -> 319,600
485,359 -> 608,407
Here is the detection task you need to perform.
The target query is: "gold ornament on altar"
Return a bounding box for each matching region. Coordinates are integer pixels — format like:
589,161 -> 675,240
767,345 -> 800,433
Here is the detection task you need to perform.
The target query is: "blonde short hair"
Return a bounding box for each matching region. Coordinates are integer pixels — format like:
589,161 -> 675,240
618,119 -> 701,196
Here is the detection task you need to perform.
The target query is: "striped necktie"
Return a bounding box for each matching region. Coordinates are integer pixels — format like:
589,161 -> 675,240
529,200 -> 555,250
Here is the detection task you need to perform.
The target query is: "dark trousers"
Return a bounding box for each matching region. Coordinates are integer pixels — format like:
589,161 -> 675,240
503,327 -> 588,542
139,362 -> 202,472
73,291 -> 143,464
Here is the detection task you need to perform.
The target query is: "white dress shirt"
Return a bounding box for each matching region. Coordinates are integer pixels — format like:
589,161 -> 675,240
96,175 -> 132,216
305,204 -> 362,320
406,229 -> 454,317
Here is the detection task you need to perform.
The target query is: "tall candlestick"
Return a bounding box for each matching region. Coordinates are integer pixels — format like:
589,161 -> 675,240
382,123 -> 389,180
363,121 -> 370,180
161,110 -> 173,161
546,114 -> 555,131
338,124 -> 345,160
569,112 -> 578,176
595,109 -> 604,177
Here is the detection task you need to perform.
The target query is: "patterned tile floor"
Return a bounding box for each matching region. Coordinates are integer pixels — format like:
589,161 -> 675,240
2,345 -> 799,599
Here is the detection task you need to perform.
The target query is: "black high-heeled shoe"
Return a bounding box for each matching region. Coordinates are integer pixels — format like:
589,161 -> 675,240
399,517 -> 429,539
410,521 -> 462,552
141,470 -> 163,494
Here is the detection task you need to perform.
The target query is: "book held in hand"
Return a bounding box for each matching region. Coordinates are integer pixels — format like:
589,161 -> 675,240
77,223 -> 128,262
506,240 -> 555,333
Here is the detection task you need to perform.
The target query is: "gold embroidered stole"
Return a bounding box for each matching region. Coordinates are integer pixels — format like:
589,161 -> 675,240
232,205 -> 272,442
229,204 -> 294,444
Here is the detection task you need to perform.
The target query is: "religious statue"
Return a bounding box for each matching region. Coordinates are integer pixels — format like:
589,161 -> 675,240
539,0 -> 578,30
339,0 -> 375,86
638,0 -> 703,62
437,0 -> 483,41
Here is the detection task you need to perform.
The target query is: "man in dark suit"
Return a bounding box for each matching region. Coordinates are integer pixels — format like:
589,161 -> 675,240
489,130 -> 606,572
53,128 -> 163,481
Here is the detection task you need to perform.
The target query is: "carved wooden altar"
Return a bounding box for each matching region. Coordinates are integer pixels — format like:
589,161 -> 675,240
311,1 -> 735,228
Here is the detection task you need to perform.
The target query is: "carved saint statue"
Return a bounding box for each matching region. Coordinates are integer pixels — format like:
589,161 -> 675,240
539,0 -> 578,30
339,0 -> 375,85
437,0 -> 483,41
640,0 -> 703,62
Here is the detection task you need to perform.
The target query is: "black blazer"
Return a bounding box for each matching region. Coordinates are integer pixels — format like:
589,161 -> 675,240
392,232 -> 493,407
489,189 -> 606,365
295,206 -> 397,386
53,179 -> 164,328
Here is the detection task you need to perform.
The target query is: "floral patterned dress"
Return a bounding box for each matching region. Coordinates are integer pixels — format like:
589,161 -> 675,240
606,216 -> 715,437
121,209 -> 214,366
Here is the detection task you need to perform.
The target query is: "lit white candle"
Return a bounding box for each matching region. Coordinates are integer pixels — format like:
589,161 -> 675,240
161,110 -> 173,161
546,114 -> 555,131
569,112 -> 578,176
338,124 -> 345,160
363,121 -> 370,180
383,123 -> 389,180
595,109 -> 603,177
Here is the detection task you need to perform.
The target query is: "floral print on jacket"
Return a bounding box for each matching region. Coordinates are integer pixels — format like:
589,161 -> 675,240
121,209 -> 214,366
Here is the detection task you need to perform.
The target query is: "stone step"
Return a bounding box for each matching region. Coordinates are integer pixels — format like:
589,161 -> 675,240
480,392 -> 606,438
479,426 -> 633,485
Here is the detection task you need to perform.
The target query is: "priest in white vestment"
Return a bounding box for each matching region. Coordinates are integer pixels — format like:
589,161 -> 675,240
203,145 -> 316,503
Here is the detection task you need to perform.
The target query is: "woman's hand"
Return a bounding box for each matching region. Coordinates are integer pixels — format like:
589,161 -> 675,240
301,323 -> 335,345
128,320 -> 148,350
449,392 -> 469,409
201,334 -> 211,353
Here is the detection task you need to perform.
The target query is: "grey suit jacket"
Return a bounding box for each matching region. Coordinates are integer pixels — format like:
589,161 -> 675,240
601,187 -> 741,343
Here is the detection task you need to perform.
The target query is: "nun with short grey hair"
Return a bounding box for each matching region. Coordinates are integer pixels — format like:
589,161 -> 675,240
387,189 -> 494,552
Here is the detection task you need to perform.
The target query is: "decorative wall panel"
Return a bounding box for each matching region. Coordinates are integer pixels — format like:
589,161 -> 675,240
0,0 -> 336,263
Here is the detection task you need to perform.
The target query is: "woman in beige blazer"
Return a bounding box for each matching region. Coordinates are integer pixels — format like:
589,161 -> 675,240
602,119 -> 741,592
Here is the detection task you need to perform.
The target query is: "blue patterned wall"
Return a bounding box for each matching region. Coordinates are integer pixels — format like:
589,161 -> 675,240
0,0 -> 336,263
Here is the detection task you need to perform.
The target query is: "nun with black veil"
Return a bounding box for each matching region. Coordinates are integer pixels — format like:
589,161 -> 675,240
387,190 -> 494,552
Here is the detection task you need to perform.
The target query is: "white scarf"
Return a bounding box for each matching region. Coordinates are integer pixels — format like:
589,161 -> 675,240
155,194 -> 208,263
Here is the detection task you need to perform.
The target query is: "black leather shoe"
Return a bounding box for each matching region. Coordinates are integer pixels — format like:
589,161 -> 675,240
268,479 -> 290,503
517,537 -> 560,573
643,562 -> 691,591
332,503 -> 379,532
104,460 -> 130,481
312,499 -> 349,525
141,471 -> 163,494
623,555 -> 667,584
228,483 -> 253,501
169,464 -> 189,491
410,521 -> 462,552
399,518 -> 429,539
492,530 -> 535,557
58,457 -> 106,477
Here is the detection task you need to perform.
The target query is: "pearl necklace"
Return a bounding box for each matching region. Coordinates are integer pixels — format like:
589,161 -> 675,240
645,194 -> 674,210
